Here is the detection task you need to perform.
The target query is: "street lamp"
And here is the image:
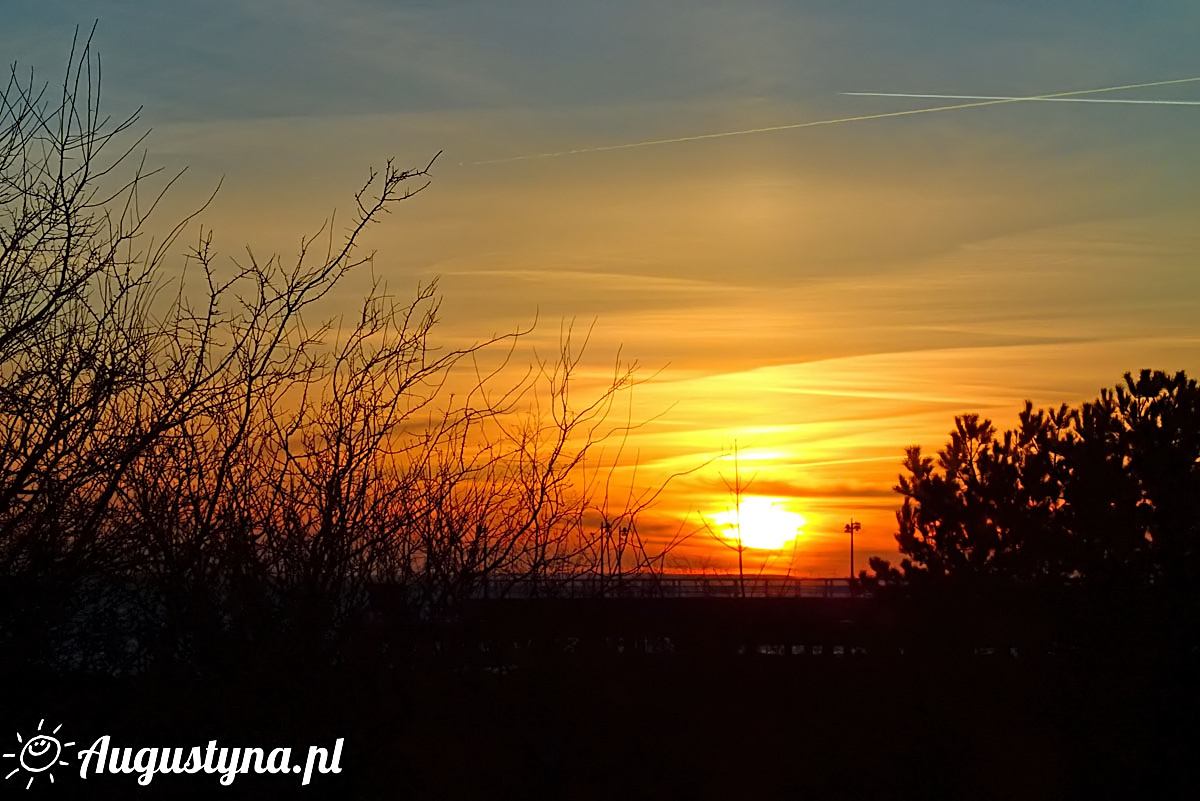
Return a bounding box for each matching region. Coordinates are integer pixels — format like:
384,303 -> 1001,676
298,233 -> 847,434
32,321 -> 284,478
843,518 -> 861,579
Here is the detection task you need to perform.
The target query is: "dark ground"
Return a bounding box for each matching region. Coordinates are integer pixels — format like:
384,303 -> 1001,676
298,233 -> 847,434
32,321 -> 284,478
8,648 -> 1195,800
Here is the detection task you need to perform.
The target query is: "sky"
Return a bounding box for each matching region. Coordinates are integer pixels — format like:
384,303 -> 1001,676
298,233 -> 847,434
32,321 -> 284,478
6,0 -> 1199,575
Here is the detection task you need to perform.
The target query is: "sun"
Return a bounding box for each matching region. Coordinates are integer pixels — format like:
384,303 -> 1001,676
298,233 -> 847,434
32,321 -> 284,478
712,497 -> 806,551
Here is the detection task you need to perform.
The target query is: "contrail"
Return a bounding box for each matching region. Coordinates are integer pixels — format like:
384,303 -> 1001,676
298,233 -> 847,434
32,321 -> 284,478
844,91 -> 1200,106
464,75 -> 1200,166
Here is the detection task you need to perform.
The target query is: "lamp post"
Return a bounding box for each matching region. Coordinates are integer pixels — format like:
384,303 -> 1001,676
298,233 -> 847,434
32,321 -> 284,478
844,519 -> 861,579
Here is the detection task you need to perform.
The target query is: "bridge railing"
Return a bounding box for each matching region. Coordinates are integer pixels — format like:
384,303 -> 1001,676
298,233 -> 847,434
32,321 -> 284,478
470,575 -> 858,600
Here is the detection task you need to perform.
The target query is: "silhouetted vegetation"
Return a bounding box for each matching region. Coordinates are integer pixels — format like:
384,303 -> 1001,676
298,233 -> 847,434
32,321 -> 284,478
866,370 -> 1200,589
860,370 -> 1200,665
0,31 -> 680,684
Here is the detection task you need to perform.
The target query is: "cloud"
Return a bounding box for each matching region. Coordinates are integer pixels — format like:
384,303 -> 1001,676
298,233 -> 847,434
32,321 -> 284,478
683,476 -> 899,501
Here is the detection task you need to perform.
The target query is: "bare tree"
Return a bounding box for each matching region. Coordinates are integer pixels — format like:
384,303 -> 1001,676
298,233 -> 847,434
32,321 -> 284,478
2,30 -> 698,677
0,28 -> 441,672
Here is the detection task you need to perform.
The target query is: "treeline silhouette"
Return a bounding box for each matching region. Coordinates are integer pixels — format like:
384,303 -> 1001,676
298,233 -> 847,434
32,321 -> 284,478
861,370 -> 1200,661
874,370 -> 1200,587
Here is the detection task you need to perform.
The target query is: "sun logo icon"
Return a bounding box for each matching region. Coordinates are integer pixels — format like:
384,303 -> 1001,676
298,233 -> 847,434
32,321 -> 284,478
3,720 -> 74,790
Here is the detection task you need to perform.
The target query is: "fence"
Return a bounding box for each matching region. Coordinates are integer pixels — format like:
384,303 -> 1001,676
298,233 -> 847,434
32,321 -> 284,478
470,574 -> 858,600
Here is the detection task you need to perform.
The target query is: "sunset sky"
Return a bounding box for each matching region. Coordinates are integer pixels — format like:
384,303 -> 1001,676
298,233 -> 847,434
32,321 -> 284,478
8,1 -> 1199,575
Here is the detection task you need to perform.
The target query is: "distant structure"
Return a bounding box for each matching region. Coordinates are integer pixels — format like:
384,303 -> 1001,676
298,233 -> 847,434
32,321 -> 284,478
844,519 -> 861,578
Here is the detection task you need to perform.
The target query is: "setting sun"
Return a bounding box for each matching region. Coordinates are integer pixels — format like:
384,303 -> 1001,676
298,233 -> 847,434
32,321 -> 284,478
711,497 -> 807,551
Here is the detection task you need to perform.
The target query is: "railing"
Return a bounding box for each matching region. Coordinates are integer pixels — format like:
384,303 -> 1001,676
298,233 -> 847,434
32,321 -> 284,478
469,574 -> 858,600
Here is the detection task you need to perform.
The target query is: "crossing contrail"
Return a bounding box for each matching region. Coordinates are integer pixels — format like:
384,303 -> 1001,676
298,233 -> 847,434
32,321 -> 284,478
844,92 -> 1200,106
464,75 -> 1200,166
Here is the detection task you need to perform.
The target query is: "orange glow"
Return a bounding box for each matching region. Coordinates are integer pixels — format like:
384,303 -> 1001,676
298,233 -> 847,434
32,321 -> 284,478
711,497 -> 806,551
